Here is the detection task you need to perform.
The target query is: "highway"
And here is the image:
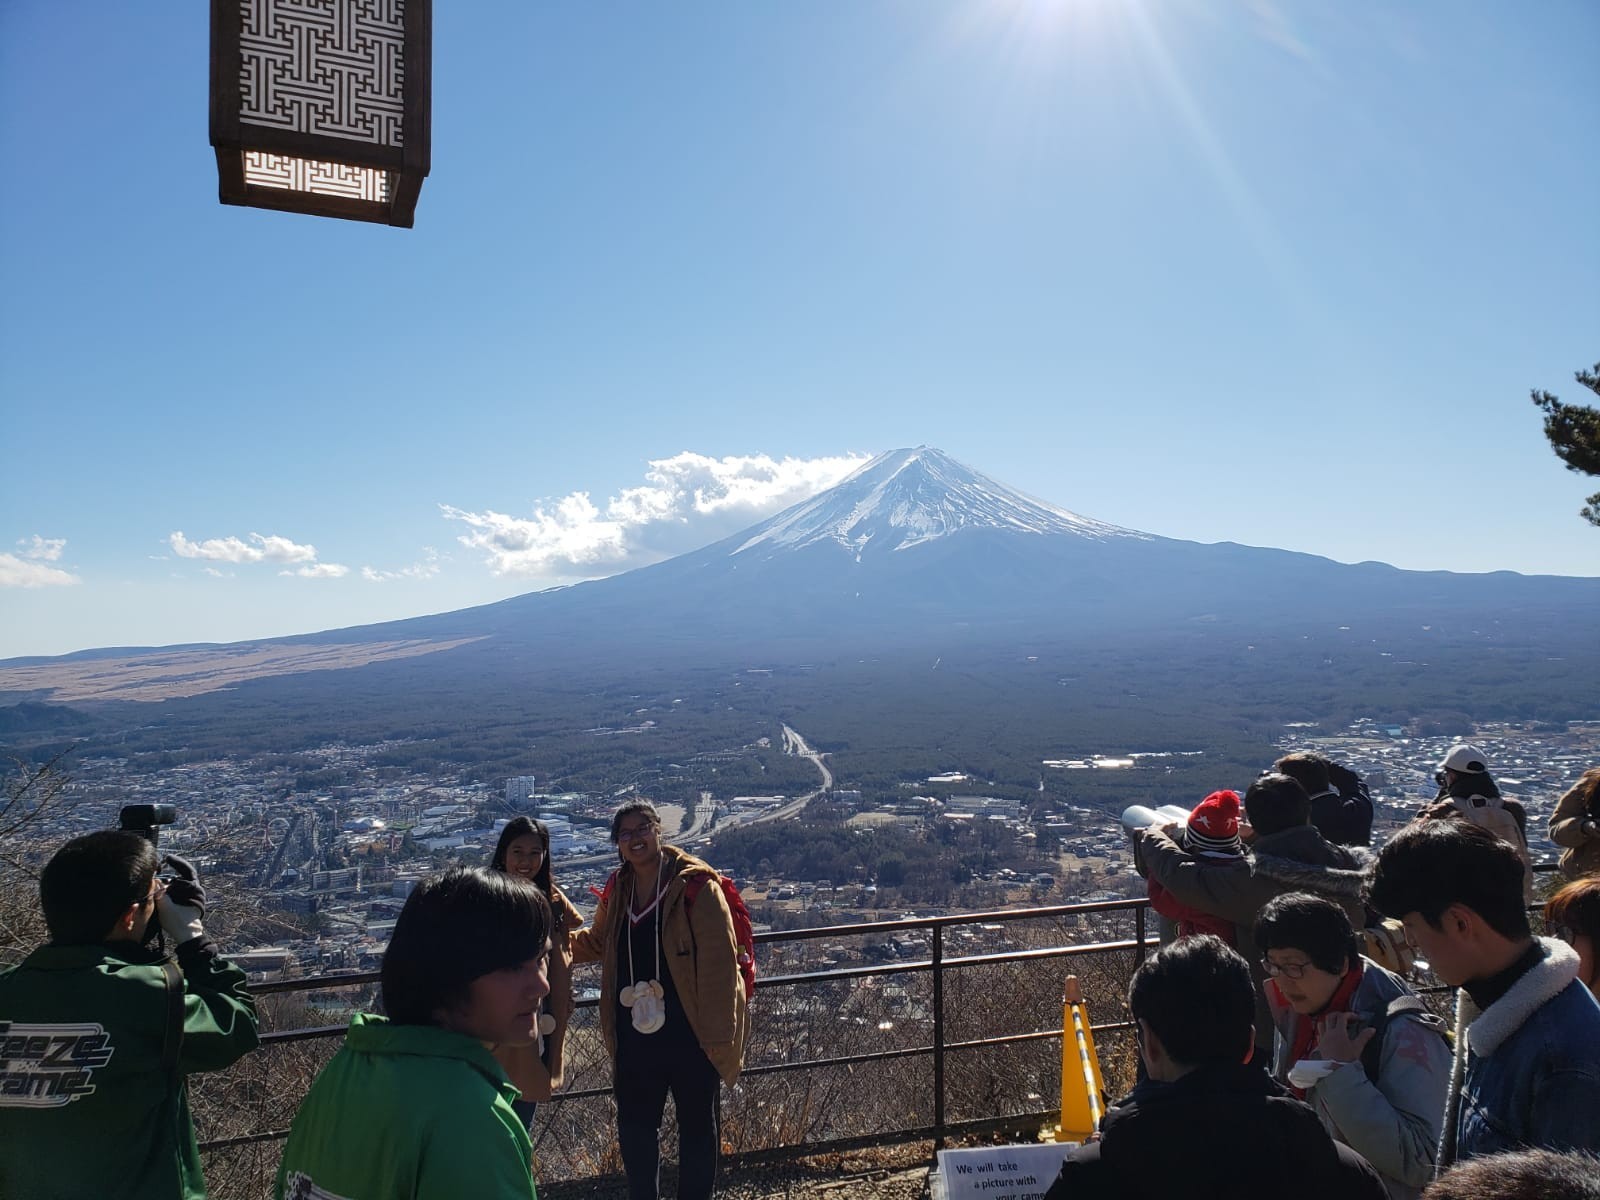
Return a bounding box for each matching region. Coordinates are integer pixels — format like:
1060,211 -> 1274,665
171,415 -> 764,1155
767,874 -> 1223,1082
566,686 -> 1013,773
559,724 -> 830,868
757,724 -> 831,822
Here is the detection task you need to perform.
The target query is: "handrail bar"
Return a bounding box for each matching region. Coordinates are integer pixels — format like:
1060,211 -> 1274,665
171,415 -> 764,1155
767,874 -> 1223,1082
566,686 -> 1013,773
246,896 -> 1148,999
253,938 -> 1145,1045
204,865 -> 1563,1162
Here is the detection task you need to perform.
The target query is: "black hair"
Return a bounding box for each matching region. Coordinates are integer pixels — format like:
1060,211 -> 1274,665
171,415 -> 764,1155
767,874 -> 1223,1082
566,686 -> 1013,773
381,867 -> 551,1026
610,801 -> 661,845
490,816 -> 553,898
1253,892 -> 1359,975
1274,751 -> 1332,795
1127,934 -> 1254,1067
40,831 -> 158,945
1442,770 -> 1501,802
1366,820 -> 1530,940
1423,1149 -> 1600,1200
1244,773 -> 1312,838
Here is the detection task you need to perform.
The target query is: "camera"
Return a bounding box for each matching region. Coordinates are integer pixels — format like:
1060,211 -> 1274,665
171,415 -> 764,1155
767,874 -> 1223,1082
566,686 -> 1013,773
119,803 -> 178,847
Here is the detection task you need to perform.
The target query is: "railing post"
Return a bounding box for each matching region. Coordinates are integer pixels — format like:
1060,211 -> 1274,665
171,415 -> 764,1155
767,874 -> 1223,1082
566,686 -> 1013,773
1134,905 -> 1147,965
932,923 -> 945,1146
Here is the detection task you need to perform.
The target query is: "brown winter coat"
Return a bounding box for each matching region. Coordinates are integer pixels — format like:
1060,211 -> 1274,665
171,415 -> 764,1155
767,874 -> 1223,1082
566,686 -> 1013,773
1549,770 -> 1600,880
493,884 -> 584,1103
571,844 -> 749,1086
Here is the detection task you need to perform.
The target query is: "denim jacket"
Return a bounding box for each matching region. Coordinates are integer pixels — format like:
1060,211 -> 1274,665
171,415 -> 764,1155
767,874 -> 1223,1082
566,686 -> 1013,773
1442,937 -> 1600,1170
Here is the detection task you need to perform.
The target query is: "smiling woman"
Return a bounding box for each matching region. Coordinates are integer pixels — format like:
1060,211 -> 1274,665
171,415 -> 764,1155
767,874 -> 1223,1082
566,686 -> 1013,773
572,802 -> 750,1200
488,817 -> 587,1129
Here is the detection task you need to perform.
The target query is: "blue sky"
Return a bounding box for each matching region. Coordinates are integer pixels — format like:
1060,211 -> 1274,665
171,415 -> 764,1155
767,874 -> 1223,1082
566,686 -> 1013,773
2,1 -> 1596,659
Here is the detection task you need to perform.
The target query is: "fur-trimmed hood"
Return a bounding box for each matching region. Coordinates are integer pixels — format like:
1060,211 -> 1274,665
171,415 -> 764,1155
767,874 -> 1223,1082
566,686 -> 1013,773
1251,827 -> 1372,901
1459,937 -> 1581,1057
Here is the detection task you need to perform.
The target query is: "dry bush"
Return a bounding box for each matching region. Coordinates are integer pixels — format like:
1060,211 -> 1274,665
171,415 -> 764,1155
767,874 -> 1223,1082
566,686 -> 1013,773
0,754 -> 74,965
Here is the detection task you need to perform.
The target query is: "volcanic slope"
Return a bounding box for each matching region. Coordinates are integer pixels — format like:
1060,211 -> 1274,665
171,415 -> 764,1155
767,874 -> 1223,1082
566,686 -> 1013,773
2,447 -> 1596,757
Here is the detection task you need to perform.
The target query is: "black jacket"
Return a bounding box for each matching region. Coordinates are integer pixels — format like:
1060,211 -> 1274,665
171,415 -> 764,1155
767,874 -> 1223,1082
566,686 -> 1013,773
1044,1062 -> 1388,1200
1309,788 -> 1374,847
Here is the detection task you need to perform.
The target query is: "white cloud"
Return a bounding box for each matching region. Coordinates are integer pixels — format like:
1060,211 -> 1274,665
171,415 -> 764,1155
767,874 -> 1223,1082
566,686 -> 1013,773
202,567 -> 234,579
443,450 -> 869,577
362,548 -> 441,583
0,553 -> 80,588
17,535 -> 66,562
279,563 -> 349,579
170,531 -> 320,564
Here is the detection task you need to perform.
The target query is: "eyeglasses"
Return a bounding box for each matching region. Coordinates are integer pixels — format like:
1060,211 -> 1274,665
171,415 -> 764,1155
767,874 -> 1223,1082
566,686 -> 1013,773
616,823 -> 657,840
1259,957 -> 1314,980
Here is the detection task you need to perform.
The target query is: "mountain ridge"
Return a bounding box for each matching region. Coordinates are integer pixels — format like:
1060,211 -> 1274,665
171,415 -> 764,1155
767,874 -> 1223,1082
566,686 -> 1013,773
2,448 -> 1598,713
727,446 -> 1146,561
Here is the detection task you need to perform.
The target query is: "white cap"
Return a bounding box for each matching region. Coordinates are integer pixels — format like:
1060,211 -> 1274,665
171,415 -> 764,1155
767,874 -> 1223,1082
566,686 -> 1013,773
1438,743 -> 1489,774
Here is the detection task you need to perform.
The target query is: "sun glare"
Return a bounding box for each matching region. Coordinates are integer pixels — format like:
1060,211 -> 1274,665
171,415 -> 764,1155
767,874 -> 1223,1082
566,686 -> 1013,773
961,0 -> 1117,58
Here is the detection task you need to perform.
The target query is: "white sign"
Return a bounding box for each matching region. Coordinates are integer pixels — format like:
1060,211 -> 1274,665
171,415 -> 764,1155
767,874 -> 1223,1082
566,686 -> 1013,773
933,1143 -> 1073,1200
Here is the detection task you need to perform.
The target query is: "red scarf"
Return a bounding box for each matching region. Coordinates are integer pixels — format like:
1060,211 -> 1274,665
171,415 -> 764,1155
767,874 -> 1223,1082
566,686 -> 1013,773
1274,964 -> 1364,1098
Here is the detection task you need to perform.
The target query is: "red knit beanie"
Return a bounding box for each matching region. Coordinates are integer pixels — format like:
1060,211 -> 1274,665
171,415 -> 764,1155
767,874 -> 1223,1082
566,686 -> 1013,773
1184,790 -> 1244,858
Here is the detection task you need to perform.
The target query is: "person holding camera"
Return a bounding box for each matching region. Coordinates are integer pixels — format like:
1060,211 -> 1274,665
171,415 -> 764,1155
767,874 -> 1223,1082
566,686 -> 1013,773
1549,767 -> 1600,881
0,830 -> 259,1199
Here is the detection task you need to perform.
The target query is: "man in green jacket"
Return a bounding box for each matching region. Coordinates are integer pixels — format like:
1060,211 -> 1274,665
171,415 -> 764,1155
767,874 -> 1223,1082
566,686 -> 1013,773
0,830 -> 260,1199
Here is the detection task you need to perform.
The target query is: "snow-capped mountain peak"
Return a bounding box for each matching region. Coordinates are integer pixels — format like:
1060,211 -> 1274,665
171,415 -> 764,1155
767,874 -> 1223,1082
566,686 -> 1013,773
730,446 -> 1145,561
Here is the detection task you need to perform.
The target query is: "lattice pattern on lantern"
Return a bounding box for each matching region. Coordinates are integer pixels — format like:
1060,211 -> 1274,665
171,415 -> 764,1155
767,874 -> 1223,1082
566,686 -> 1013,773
244,152 -> 393,201
239,0 -> 406,147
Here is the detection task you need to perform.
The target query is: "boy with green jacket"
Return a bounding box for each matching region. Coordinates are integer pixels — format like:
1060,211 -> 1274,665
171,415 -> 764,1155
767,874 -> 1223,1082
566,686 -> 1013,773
276,867 -> 552,1200
0,831 -> 259,1200
278,1014 -> 537,1200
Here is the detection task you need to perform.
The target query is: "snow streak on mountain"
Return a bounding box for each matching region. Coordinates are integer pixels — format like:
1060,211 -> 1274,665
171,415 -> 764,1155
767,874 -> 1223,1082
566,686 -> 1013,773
730,446 -> 1147,562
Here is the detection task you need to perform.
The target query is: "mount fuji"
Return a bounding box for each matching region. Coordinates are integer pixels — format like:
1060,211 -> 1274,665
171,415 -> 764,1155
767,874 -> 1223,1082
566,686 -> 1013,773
3,447 -> 1599,714
727,446 -> 1142,560
418,444 -> 1595,654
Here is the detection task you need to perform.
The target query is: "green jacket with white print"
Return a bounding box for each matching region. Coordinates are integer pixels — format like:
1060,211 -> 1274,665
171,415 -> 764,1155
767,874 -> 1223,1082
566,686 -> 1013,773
0,936 -> 260,1200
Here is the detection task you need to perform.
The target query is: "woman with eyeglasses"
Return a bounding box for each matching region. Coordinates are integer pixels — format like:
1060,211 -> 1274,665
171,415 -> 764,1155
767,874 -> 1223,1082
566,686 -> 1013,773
571,801 -> 749,1200
1254,892 -> 1451,1200
488,817 -> 586,1133
1544,877 -> 1600,999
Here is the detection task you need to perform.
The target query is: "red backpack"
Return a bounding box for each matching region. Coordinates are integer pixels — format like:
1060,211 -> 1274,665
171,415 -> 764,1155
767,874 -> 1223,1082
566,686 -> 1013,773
592,869 -> 757,1000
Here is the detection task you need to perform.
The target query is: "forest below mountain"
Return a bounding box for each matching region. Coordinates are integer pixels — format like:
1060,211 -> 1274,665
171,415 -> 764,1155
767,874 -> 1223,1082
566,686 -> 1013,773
3,605 -> 1591,817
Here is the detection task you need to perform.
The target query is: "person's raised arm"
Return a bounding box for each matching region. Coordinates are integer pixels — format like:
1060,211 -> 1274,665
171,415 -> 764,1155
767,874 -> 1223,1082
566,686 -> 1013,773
1136,826 -> 1258,923
570,878 -> 610,965
158,855 -> 260,1072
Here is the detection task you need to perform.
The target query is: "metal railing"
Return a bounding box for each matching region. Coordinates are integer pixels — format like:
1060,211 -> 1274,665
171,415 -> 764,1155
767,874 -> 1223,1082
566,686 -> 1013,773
194,863 -> 1564,1196
194,894 -> 1152,1188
